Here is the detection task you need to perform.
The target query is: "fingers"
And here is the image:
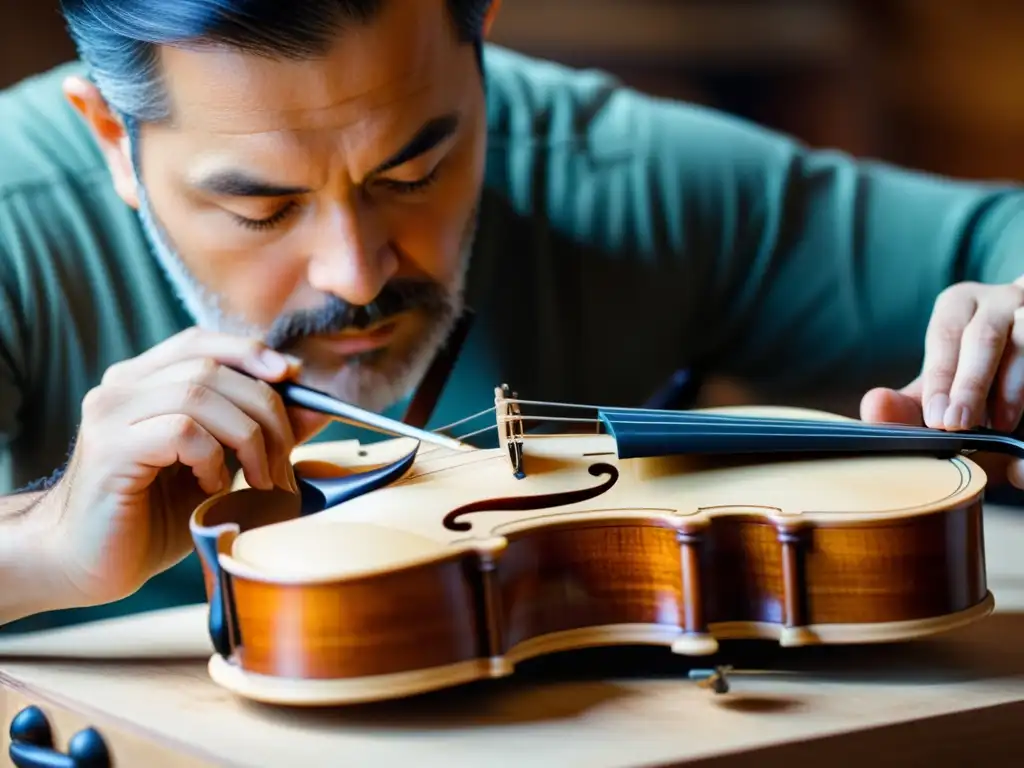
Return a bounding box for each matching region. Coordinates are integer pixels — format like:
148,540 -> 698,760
102,327 -> 300,387
859,386 -> 924,426
92,327 -> 303,493
989,307 -> 1024,432
944,285 -> 1021,429
139,382 -> 282,492
113,414 -> 230,496
154,358 -> 298,488
919,285 -> 978,428
91,380 -> 284,492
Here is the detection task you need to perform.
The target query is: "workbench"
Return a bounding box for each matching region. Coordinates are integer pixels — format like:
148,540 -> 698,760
1,506 -> 1023,766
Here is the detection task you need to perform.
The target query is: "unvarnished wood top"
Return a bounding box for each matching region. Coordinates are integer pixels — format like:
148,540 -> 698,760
213,407 -> 991,584
1,506 -> 1024,766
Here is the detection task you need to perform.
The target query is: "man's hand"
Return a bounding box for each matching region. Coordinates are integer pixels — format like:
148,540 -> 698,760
31,327 -> 330,610
861,279 -> 1024,485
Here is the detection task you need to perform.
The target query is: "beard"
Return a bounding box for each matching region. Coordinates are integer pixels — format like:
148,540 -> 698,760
134,183 -> 474,414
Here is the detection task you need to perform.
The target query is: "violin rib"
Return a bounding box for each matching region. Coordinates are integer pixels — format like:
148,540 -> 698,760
189,397 -> 998,707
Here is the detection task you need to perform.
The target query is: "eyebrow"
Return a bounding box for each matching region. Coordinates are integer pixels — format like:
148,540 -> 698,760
192,173 -> 312,198
191,113 -> 461,199
371,112 -> 460,174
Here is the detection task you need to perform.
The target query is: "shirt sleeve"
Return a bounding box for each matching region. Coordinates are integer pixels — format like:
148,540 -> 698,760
589,87 -> 1024,398
0,230 -> 26,495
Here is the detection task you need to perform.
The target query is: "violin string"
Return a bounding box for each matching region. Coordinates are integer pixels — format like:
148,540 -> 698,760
501,413 -> 1020,447
492,397 -> 967,436
591,416 -> 992,441
508,414 -> 962,439
432,405 -> 498,434
421,394 -> 674,441
446,423 -> 498,441
498,397 -> 666,414
491,397 -> 884,425
410,394 -> 1016,450
497,397 -> 944,432
439,406 -> 920,439
443,415 -> 606,442
400,388 -> 989,445
507,416 -> 600,425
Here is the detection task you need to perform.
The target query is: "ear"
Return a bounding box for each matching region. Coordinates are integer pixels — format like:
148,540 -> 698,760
62,75 -> 140,210
482,0 -> 502,38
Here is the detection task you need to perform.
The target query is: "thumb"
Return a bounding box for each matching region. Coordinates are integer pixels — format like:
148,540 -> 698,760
860,376 -> 924,426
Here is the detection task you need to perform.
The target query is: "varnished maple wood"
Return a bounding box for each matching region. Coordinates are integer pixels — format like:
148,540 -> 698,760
7,502 -> 1024,766
232,552 -> 482,679
199,498 -> 988,684
188,397 -> 998,706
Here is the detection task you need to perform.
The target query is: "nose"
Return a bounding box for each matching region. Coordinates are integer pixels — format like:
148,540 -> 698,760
304,199 -> 397,306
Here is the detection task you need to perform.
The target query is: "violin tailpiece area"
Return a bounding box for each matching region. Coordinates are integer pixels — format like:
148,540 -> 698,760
186,440 -> 995,707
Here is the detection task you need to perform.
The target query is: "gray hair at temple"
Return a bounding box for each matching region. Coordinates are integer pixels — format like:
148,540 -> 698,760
58,0 -> 492,124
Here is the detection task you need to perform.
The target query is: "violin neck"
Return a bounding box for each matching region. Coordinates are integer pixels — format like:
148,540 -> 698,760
595,410 -> 1024,461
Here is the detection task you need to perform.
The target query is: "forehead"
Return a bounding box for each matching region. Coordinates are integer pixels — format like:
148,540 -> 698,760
155,0 -> 465,136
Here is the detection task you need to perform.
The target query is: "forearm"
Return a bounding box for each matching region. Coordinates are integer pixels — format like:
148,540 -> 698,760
0,491 -> 82,625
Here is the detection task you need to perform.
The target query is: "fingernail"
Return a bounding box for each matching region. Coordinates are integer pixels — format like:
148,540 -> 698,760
247,463 -> 274,490
283,354 -> 303,369
278,464 -> 297,493
943,403 -> 966,430
1001,405 -> 1021,432
259,349 -> 289,376
926,395 -> 949,427
959,405 -> 974,430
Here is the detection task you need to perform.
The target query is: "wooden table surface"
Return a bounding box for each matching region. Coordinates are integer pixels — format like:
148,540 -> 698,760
2,506 -> 1024,767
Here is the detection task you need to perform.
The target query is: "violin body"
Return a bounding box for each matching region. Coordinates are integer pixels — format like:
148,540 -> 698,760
190,389 -> 996,706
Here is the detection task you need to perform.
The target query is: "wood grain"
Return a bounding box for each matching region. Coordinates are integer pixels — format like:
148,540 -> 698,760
1,527 -> 1024,768
0,682 -> 221,767
231,556 -> 483,679
187,403 -> 999,705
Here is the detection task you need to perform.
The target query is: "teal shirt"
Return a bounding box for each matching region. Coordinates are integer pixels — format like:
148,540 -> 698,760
2,45 -> 1024,631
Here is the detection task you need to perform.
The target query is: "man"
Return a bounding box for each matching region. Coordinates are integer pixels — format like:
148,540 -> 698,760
2,0 -> 1024,634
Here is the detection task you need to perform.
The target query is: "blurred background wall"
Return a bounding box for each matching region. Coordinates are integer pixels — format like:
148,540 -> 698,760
4,0 -> 1024,183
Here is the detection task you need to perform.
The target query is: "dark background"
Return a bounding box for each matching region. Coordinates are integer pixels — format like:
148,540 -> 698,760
5,0 -> 1024,183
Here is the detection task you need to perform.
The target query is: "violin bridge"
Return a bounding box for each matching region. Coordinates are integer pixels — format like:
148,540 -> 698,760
495,383 -> 526,479
507,438 -> 524,479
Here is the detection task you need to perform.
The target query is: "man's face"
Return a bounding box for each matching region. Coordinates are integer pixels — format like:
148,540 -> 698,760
107,0 -> 488,411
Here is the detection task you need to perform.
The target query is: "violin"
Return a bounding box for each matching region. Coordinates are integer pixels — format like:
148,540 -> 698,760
188,375 -> 1023,707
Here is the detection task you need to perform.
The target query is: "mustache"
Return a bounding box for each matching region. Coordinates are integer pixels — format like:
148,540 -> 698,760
263,277 -> 451,351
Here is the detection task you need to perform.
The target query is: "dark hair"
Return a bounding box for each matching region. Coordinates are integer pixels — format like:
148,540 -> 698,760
59,0 -> 491,123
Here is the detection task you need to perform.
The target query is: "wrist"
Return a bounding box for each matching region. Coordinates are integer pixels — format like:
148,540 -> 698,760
0,490 -> 88,624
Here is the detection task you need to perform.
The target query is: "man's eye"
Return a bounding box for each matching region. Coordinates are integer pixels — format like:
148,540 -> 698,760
377,166 -> 441,194
233,201 -> 298,231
